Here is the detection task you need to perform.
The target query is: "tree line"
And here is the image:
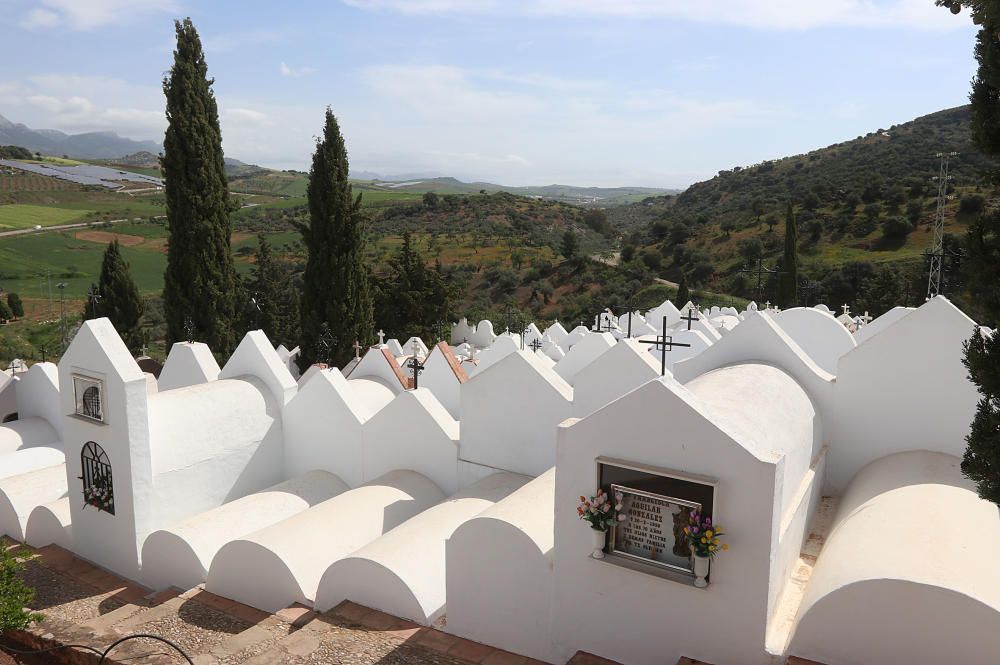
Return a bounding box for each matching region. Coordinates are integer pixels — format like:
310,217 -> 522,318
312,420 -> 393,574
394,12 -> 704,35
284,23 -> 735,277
82,17 -> 452,370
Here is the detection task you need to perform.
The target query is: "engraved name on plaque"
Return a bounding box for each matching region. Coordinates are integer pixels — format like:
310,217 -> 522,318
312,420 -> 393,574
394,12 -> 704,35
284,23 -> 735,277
610,484 -> 701,573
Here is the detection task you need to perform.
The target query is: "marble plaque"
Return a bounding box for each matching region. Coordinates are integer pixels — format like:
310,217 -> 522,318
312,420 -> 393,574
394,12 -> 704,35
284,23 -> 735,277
610,484 -> 699,572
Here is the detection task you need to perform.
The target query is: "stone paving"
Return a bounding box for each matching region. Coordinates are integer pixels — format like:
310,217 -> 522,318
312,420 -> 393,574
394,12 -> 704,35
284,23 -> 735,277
5,542 -> 559,665
2,540 -> 733,665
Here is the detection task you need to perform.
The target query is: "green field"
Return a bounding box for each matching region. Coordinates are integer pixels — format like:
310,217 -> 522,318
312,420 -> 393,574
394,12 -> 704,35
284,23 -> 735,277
0,204 -> 94,230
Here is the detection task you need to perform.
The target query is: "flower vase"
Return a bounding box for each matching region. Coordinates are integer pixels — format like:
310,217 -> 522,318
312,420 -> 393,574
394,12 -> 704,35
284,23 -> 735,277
591,528 -> 607,559
693,554 -> 710,587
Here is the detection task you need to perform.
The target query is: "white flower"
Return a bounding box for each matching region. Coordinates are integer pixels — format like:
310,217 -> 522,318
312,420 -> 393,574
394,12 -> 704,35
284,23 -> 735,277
617,514 -> 627,521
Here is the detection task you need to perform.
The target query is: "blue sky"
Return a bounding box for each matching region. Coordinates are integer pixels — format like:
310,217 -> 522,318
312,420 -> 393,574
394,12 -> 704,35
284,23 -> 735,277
0,0 -> 981,187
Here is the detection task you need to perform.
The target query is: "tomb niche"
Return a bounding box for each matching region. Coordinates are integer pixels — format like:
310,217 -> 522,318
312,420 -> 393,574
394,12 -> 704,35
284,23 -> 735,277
80,441 -> 114,515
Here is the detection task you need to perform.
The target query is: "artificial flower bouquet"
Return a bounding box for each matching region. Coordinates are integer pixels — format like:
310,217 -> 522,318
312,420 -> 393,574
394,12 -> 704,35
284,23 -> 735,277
577,488 -> 626,531
683,510 -> 728,558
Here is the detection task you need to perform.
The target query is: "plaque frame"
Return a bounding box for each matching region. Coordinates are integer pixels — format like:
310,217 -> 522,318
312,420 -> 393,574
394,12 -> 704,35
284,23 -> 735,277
609,483 -> 702,575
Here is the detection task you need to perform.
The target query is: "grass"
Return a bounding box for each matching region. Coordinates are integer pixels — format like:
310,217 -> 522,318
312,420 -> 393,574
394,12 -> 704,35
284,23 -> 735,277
0,204 -> 93,230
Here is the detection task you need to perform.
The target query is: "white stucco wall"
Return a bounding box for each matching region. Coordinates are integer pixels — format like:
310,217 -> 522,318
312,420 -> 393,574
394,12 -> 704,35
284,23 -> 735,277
445,468 -> 556,662
315,471 -> 530,624
24,497 -> 72,549
0,464 -> 68,541
140,470 -> 349,591
282,369 -> 377,486
15,363 -> 62,436
831,296 -> 980,492
220,331 -> 298,406
420,344 -> 464,419
0,446 -> 65,480
363,388 -> 460,495
772,307 -> 856,375
460,351 -> 573,476
147,377 -> 285,533
60,318 -> 151,581
790,451 -> 1000,665
552,377 -> 785,665
0,418 -> 60,454
852,306 -> 915,345
157,342 -> 220,392
209,470 -> 445,612
571,340 -> 660,418
553,332 -> 615,385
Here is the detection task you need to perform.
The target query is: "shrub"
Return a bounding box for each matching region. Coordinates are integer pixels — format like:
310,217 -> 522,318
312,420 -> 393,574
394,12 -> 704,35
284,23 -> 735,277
0,545 -> 43,632
882,216 -> 914,238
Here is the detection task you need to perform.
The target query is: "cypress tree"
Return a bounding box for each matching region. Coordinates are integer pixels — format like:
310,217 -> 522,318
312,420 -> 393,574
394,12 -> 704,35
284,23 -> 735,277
778,201 -> 798,308
162,18 -> 239,356
675,273 -> 690,309
297,108 -> 373,370
246,234 -> 289,345
86,240 -> 144,349
6,293 -> 23,320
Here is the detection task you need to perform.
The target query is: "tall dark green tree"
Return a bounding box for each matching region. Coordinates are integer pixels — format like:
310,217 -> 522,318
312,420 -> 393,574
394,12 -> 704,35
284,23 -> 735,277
778,202 -> 798,308
298,108 -> 373,370
560,230 -> 579,260
675,273 -> 690,309
373,232 -> 452,343
6,293 -> 23,320
245,234 -> 299,347
162,18 -> 240,356
84,240 -> 144,349
940,0 -> 1000,503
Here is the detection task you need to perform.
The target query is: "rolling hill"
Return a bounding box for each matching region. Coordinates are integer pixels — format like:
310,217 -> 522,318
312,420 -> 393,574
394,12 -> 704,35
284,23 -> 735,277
609,105 -> 997,307
0,113 -> 161,159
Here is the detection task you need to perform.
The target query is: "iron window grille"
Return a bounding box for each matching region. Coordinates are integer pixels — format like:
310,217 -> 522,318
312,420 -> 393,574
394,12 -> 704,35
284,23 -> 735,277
80,441 -> 114,515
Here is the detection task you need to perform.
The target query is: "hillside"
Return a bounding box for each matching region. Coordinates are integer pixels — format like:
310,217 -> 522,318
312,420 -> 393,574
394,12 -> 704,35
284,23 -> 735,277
609,105 -> 998,308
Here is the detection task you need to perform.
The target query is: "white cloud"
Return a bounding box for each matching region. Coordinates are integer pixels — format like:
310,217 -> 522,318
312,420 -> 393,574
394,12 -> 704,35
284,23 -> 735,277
224,107 -> 274,127
342,0 -> 967,31
19,8 -> 60,29
280,62 -> 316,78
18,0 -> 177,30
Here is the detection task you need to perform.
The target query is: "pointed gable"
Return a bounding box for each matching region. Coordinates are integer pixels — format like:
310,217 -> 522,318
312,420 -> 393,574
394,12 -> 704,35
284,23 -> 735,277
363,388 -> 460,494
346,347 -> 408,392
284,368 -> 378,486
853,306 -> 916,345
572,338 -> 661,417
420,342 -> 467,419
158,341 -> 221,392
553,331 -> 616,385
461,350 -> 573,476
543,321 -> 568,346
220,331 -> 297,406
14,363 -> 61,436
831,296 -> 980,491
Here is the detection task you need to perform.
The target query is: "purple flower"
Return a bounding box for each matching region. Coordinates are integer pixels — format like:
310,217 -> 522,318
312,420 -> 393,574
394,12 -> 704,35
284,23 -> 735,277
692,526 -> 699,534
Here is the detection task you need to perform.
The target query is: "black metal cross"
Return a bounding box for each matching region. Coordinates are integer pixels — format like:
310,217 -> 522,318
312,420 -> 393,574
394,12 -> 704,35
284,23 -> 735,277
316,325 -> 336,365
184,317 -> 195,344
639,316 -> 691,376
87,285 -> 102,312
250,292 -> 262,330
406,341 -> 425,390
680,307 -> 699,331
529,338 -> 543,352
595,311 -> 616,333
739,258 -> 785,301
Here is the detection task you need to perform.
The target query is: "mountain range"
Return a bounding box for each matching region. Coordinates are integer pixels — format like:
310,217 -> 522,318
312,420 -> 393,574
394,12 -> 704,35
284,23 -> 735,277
0,113 -> 161,159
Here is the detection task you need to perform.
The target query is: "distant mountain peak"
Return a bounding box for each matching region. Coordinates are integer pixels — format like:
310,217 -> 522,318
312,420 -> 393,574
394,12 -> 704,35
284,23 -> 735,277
0,113 -> 161,159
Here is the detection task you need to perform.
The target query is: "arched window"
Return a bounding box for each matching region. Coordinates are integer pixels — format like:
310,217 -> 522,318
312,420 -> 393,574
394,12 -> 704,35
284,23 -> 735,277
80,441 -> 114,515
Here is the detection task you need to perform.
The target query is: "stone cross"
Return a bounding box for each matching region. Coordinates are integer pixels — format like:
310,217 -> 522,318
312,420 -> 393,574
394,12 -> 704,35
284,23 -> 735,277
140,344 -> 148,357
858,311 -> 872,326
377,330 -> 386,345
353,339 -> 362,361
639,316 -> 692,377
841,304 -> 851,317
764,300 -> 771,310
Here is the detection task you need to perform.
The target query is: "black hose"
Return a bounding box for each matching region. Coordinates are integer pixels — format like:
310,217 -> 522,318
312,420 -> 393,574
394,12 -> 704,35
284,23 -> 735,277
0,632 -> 194,664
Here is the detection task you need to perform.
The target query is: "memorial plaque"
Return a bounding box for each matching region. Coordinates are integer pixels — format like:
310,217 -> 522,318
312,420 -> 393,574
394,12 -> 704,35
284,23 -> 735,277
610,484 -> 700,573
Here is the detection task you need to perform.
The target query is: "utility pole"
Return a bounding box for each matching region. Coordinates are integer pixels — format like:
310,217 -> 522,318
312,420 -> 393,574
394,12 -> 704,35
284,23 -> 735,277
927,151 -> 957,299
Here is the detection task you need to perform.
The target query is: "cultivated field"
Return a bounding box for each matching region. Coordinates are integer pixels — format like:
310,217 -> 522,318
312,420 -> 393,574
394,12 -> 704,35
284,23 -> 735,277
0,204 -> 93,230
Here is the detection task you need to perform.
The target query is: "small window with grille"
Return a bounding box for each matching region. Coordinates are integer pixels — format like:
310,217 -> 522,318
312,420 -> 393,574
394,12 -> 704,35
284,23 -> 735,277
80,441 -> 114,515
73,375 -> 104,422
